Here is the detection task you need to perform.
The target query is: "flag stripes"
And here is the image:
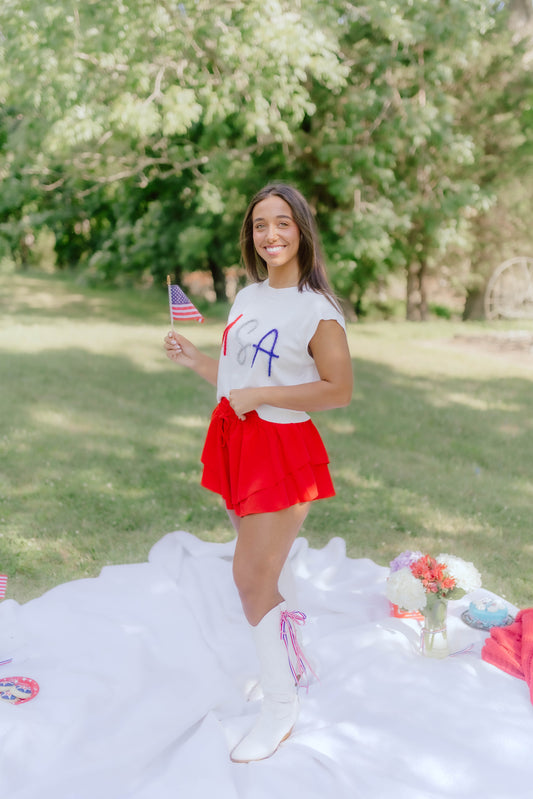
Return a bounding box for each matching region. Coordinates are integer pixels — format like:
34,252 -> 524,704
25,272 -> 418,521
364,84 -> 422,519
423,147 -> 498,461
168,284 -> 204,323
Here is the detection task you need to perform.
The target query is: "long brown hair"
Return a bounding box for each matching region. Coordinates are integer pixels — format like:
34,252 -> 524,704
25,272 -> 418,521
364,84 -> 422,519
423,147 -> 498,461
240,183 -> 340,308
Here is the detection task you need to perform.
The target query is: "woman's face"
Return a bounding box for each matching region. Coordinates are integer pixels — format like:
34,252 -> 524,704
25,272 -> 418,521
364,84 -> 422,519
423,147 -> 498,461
252,195 -> 300,286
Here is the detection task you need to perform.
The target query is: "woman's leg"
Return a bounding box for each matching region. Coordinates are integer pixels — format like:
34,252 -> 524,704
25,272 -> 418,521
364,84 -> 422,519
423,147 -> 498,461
229,503 -> 311,763
227,507 -> 299,609
232,503 -> 309,626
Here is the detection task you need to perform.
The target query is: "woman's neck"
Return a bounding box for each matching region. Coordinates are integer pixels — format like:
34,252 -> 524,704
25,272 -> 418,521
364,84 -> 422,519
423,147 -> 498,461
266,265 -> 300,289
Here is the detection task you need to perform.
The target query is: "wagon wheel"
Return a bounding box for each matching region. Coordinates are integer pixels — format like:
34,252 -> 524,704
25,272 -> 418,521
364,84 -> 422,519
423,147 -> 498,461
484,256 -> 533,320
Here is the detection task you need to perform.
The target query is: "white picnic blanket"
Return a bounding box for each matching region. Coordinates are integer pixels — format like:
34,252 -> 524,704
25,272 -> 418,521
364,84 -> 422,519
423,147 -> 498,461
0,531 -> 530,799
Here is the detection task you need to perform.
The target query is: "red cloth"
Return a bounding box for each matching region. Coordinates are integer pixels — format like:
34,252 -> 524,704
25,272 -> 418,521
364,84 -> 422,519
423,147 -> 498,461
201,397 -> 335,517
481,609 -> 533,703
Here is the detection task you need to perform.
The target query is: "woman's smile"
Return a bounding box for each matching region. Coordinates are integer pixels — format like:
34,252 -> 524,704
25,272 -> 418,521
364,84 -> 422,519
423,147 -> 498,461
252,195 -> 301,285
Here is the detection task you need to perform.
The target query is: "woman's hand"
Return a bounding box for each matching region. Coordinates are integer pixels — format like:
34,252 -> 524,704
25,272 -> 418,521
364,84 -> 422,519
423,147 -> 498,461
164,331 -> 198,369
229,387 -> 262,421
163,330 -> 219,386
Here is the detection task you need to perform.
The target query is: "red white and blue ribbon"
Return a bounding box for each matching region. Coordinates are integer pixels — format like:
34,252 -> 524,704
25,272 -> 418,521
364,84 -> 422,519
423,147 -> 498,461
280,610 -> 318,691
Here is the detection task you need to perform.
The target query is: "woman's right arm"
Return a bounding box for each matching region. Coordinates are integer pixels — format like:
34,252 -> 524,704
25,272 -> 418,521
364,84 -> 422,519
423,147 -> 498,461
164,331 -> 219,387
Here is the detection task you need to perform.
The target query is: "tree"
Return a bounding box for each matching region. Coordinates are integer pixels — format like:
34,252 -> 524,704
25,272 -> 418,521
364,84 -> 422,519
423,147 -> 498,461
0,0 -> 346,291
1,0 -> 531,319
290,0 -> 533,319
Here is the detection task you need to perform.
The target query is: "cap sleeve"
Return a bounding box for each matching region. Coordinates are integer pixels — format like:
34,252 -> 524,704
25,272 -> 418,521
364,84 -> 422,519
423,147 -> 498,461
303,292 -> 346,347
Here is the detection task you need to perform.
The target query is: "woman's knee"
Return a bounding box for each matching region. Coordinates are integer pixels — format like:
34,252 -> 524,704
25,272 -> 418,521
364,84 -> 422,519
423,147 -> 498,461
233,554 -> 278,604
232,504 -> 310,612
233,555 -> 270,593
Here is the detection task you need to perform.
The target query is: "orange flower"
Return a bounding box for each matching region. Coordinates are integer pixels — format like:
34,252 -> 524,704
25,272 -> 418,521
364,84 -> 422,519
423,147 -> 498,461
410,555 -> 456,599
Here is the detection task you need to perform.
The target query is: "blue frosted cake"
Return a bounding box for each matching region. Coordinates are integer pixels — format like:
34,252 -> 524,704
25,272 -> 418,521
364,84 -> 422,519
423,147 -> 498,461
468,599 -> 508,627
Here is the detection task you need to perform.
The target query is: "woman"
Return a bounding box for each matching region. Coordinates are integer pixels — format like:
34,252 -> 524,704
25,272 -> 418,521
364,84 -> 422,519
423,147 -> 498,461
164,184 -> 352,762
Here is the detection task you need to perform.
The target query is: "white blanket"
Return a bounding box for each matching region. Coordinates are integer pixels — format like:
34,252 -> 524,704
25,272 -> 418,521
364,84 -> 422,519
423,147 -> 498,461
0,532 -> 531,799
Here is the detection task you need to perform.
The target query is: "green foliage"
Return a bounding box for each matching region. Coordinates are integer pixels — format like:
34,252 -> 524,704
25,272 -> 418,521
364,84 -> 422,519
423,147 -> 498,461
295,0 -> 533,316
429,303 -> 453,320
0,0 -> 531,314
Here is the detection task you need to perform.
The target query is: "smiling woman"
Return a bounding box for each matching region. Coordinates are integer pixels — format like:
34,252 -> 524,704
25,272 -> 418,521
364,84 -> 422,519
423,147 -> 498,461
163,182 -> 353,763
251,195 -> 301,287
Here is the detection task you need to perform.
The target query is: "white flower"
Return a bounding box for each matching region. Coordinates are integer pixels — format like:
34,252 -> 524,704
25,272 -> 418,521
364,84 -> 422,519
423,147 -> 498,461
438,554 -> 482,593
386,567 -> 427,611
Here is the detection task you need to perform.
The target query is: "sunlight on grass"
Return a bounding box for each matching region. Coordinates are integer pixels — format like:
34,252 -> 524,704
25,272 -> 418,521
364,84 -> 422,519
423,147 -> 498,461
170,414 -> 209,429
433,393 -> 520,413
333,467 -> 381,490
2,272 -> 533,606
31,408 -> 91,432
10,280 -> 90,311
326,420 -> 357,435
0,319 -> 221,377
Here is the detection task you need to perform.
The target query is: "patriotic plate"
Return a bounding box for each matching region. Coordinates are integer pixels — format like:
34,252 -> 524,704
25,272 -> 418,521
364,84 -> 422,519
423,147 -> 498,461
461,610 -> 515,631
0,676 -> 39,705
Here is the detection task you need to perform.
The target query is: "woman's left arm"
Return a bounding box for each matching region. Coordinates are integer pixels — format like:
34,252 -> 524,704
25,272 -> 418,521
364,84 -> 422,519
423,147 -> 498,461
228,320 -> 353,419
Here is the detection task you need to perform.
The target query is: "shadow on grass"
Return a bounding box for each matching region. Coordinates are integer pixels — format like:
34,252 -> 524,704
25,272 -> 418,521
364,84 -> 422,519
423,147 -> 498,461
1,271 -> 231,325
1,343 -> 532,605
1,346 -> 224,598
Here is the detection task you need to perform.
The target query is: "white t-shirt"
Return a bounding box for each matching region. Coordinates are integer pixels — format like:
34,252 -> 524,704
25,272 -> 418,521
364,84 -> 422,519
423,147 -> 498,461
216,280 -> 346,423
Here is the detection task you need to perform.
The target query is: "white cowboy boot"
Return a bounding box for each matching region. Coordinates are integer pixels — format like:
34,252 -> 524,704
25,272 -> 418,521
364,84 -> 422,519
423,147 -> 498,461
245,560 -> 302,702
230,601 -> 309,763
278,561 -> 316,683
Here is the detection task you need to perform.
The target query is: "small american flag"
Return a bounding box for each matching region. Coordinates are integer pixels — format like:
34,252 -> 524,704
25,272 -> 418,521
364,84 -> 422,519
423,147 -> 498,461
168,284 -> 204,323
0,575 -> 7,600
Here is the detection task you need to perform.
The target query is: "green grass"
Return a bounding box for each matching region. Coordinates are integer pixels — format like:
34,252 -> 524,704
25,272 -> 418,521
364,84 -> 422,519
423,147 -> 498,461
1,271 -> 533,607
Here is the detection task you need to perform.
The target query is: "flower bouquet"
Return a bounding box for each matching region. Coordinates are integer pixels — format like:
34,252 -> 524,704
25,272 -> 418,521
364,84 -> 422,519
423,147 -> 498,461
386,551 -> 482,657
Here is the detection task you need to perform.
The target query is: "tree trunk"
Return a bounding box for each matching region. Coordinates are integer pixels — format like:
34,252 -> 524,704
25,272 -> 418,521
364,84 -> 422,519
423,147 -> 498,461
406,264 -> 418,320
463,287 -> 486,320
406,260 -> 429,320
209,259 -> 226,302
419,259 -> 428,320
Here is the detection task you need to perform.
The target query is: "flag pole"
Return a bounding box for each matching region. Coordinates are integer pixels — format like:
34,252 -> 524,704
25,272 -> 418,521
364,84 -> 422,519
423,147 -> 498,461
167,275 -> 174,332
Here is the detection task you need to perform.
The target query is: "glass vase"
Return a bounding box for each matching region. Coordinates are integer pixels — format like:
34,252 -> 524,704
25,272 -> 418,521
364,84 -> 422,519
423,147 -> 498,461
420,598 -> 449,658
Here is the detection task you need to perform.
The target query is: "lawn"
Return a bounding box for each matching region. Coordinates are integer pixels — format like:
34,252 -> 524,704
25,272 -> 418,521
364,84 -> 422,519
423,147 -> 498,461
1,270 -> 532,607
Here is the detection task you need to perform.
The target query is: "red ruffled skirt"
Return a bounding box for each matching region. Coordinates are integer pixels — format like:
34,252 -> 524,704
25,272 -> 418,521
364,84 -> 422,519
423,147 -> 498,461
201,397 -> 335,517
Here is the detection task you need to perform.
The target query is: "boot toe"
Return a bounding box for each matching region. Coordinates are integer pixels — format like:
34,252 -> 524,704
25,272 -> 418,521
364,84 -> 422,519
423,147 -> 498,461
230,696 -> 299,763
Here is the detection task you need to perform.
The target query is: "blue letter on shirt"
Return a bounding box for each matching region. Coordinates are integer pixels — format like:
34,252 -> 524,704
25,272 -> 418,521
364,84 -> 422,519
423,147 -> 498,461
251,329 -> 279,377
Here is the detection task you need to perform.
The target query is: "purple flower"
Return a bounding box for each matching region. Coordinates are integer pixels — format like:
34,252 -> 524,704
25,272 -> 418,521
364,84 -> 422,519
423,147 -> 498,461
389,550 -> 424,573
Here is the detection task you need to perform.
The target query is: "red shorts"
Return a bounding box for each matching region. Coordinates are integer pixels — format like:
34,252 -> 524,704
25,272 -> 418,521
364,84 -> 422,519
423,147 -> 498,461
200,397 -> 335,517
